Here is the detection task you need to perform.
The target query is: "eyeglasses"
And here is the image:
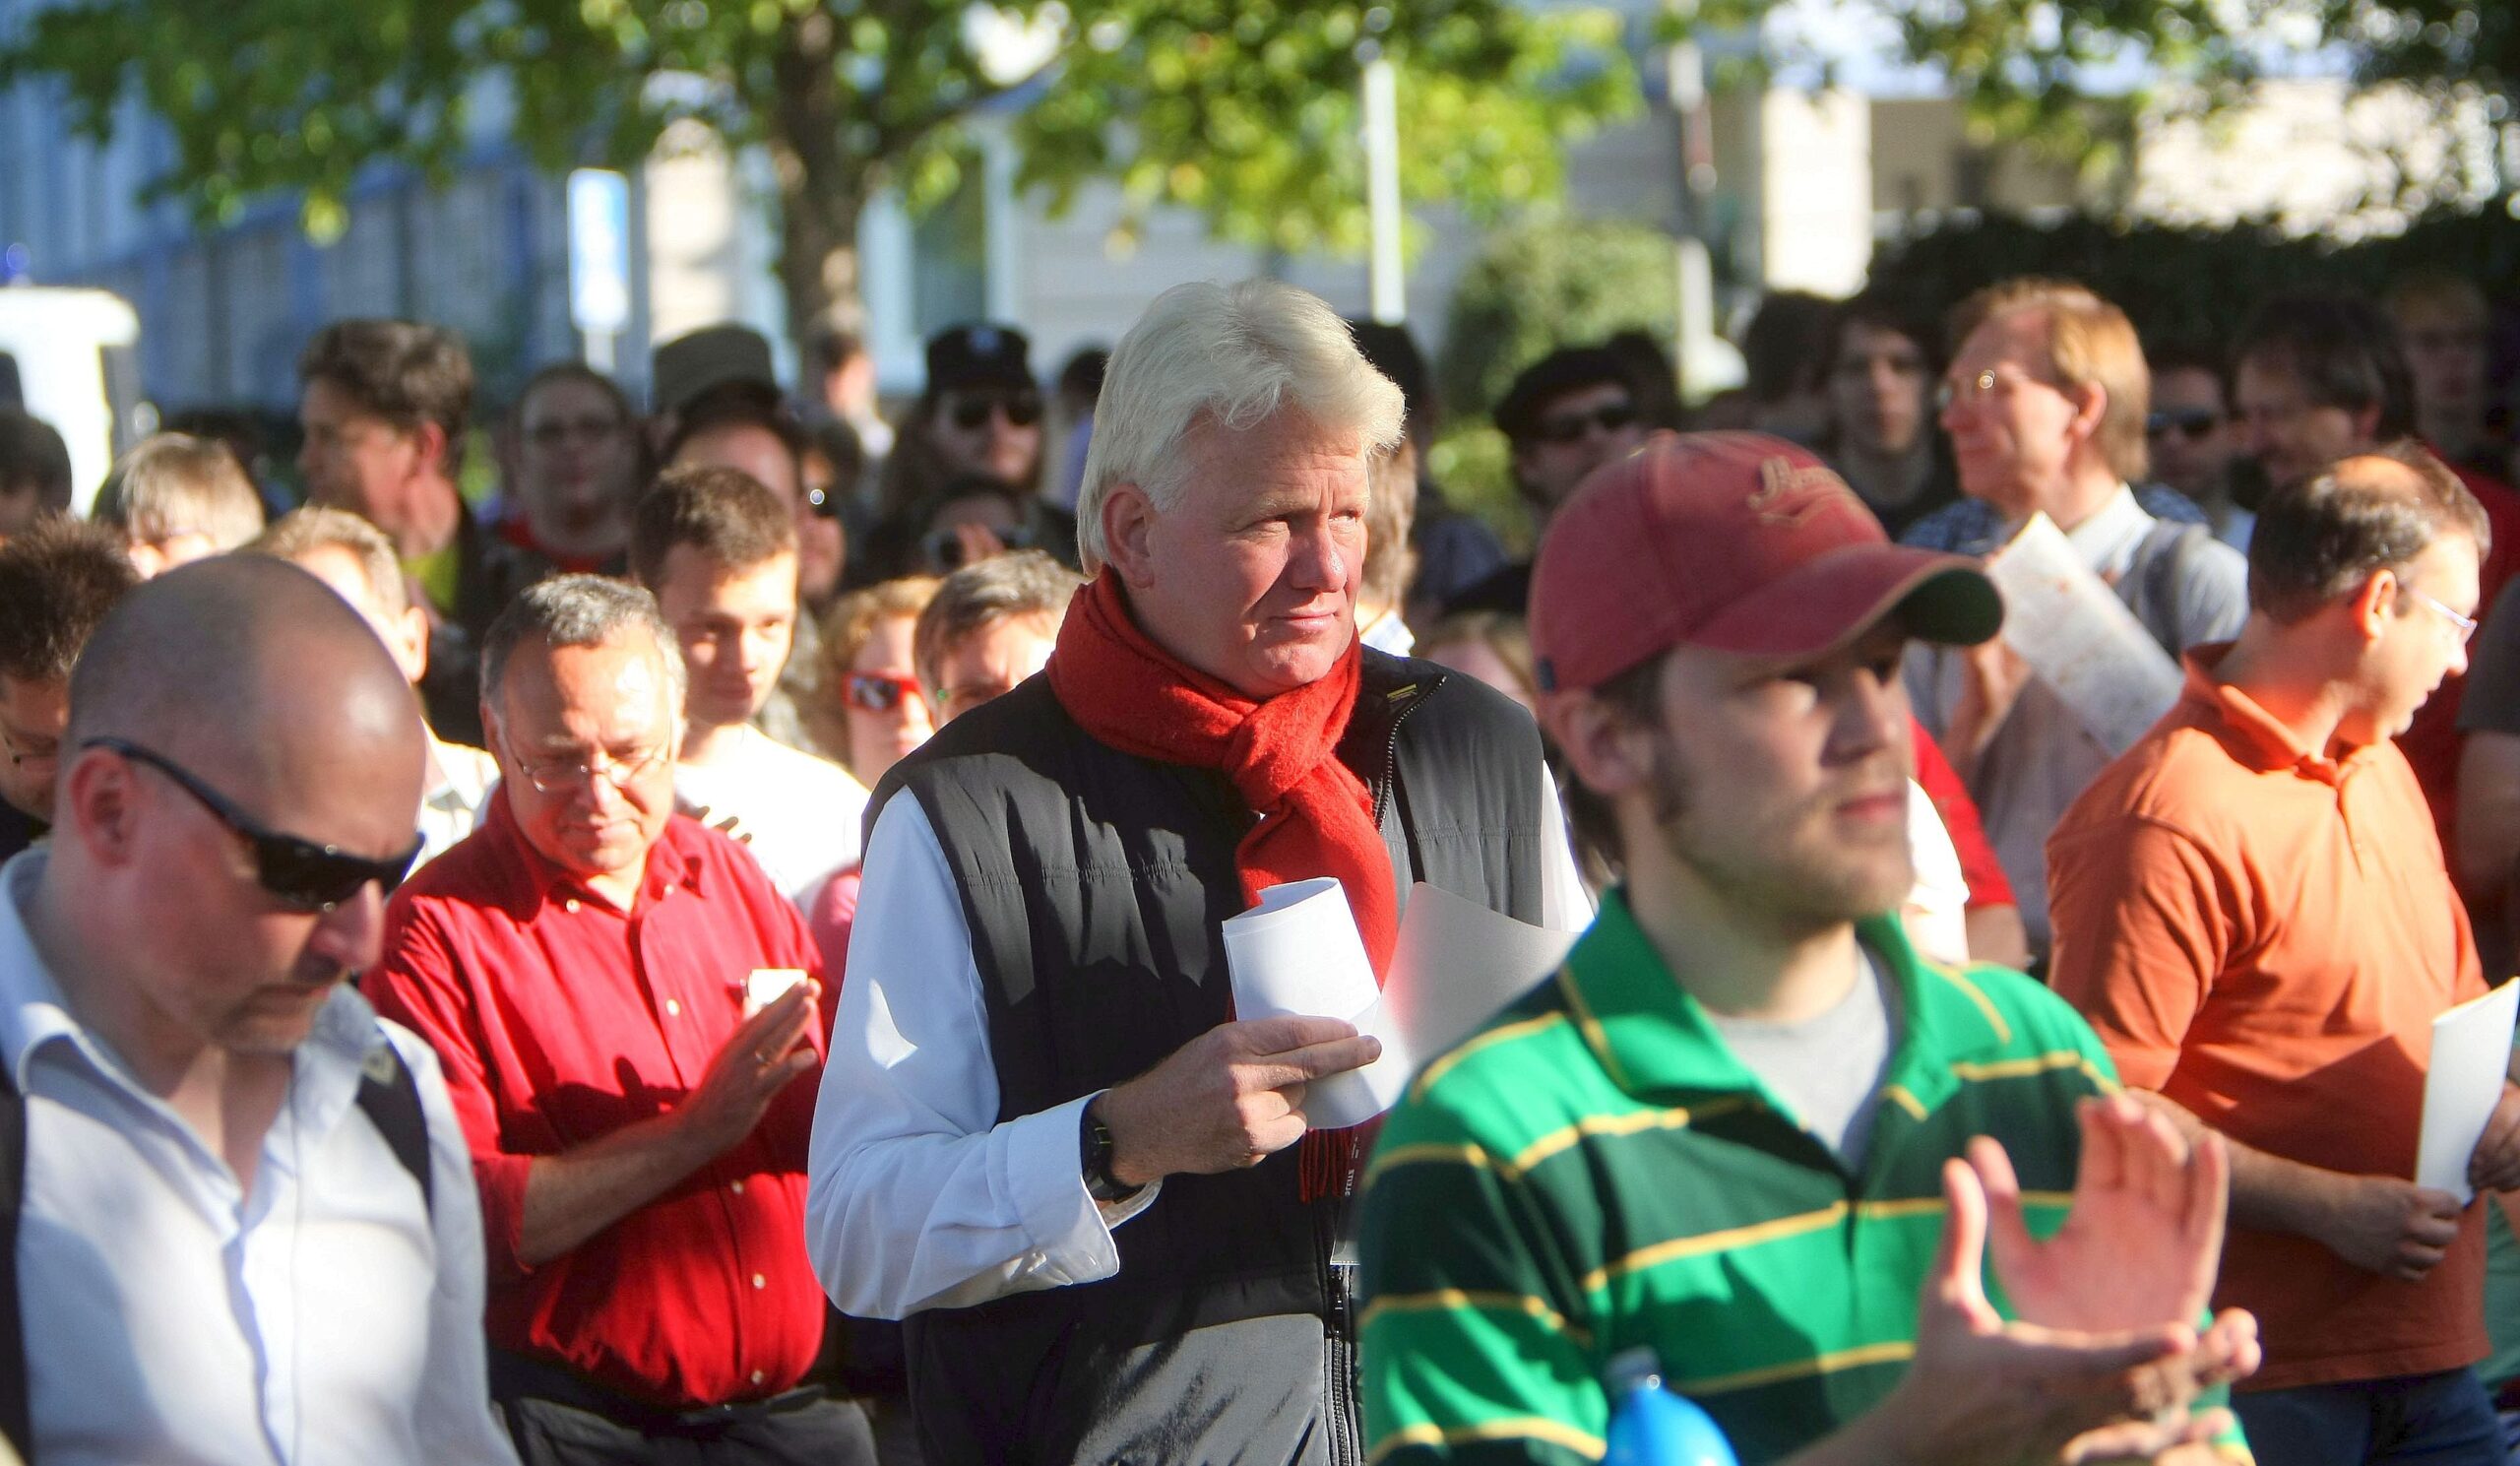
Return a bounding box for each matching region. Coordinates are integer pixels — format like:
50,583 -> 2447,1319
2409,589 -> 2480,646
505,740 -> 672,796
0,722 -> 57,772
1531,401 -> 1638,445
844,670 -> 925,715
2147,408 -> 2224,442
946,391 -> 1042,431
86,736 -> 424,913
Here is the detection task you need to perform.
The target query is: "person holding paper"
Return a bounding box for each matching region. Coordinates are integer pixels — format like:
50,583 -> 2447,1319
2048,446 -> 2520,1464
1361,431 -> 2258,1465
807,279 -> 1589,1464
1904,279 -> 2248,961
364,577 -> 873,1465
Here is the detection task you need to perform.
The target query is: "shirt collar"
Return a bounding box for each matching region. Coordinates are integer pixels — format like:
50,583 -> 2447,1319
424,735 -> 499,810
476,789 -> 707,915
2176,644 -> 2382,786
1554,887 -> 2009,1111
2057,483 -> 2150,573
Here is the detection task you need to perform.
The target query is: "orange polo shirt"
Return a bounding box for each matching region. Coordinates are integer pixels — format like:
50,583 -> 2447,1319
2048,648 -> 2489,1392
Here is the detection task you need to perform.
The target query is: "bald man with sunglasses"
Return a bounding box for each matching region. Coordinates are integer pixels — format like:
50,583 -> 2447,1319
0,555 -> 517,1464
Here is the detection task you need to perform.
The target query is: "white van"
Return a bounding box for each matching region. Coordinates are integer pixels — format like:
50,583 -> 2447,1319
0,287 -> 149,515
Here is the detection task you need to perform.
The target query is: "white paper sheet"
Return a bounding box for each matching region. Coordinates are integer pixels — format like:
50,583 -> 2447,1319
1222,878 -> 1403,1129
1223,878 -> 1582,1130
2416,980 -> 2520,1203
1982,512 -> 2184,756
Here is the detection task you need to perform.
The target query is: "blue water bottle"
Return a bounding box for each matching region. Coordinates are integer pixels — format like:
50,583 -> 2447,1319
1605,1349 -> 1741,1466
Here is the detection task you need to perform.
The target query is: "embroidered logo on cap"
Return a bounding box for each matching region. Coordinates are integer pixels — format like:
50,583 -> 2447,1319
1745,455 -> 1859,528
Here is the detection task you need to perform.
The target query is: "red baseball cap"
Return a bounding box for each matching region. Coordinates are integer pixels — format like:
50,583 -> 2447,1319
1530,431 -> 2001,692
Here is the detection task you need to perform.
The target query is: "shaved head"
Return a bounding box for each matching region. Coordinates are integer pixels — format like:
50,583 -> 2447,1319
69,554 -> 424,798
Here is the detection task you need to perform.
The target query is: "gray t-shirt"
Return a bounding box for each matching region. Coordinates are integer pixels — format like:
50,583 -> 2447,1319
1706,948 -> 1901,1169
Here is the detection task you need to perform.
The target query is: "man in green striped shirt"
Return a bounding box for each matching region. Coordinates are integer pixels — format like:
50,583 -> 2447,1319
1358,433 -> 2260,1465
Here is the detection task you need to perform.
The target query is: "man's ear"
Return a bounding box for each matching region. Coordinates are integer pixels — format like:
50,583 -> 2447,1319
2348,566 -> 2399,646
410,420 -> 452,479
1100,483 -> 1160,589
1544,691 -> 1657,806
2066,380 -> 2110,449
56,748 -> 142,870
392,605 -> 432,686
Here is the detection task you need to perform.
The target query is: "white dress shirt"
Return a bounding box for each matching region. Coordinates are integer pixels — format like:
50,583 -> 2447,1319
0,852 -> 517,1466
807,761 -> 1593,1321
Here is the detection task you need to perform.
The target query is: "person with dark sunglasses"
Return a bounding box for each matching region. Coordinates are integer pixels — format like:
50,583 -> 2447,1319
0,554 -> 517,1463
1441,345 -> 1649,617
2146,345 -> 2251,551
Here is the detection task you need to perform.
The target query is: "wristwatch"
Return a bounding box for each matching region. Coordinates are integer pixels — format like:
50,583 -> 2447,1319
1080,1094 -> 1144,1204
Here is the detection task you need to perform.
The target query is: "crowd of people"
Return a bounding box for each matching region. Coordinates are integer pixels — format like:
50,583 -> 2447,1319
0,257 -> 2514,1466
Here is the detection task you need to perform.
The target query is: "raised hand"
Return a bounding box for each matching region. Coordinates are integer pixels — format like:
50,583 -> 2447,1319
674,981 -> 819,1158
1976,1095 -> 2227,1335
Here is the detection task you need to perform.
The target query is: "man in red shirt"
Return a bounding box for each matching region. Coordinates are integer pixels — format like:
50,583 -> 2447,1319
365,574 -> 874,1465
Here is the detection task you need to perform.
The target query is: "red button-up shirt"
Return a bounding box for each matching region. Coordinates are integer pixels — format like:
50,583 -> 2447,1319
365,796 -> 827,1408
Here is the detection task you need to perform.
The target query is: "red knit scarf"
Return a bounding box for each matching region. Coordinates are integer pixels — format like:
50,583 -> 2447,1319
1045,571 -> 1397,1198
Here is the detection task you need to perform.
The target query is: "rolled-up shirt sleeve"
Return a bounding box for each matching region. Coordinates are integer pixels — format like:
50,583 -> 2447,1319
806,795 -> 1159,1320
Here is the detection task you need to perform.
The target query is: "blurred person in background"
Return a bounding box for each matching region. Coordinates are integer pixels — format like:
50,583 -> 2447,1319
2146,343 -> 2251,550
1048,346 -> 1107,514
2236,289 -> 2520,847
503,363 -> 644,578
812,577 -> 941,788
871,326 -> 1072,577
1356,437 -> 1418,656
1345,319 -> 1506,628
1737,287 -> 1838,444
0,517 -> 138,865
630,466 -> 870,913
247,507 -> 499,869
1417,610 -> 1540,718
800,419 -> 860,608
809,328 -> 893,493
0,409 -> 71,541
2387,271 -> 2503,481
296,318 -> 497,746
1817,293 -> 1958,539
905,475 -> 1037,578
1445,346 -> 1649,617
94,432 -> 267,577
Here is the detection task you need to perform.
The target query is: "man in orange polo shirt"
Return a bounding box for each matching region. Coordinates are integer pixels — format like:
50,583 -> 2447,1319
2049,445 -> 2520,1464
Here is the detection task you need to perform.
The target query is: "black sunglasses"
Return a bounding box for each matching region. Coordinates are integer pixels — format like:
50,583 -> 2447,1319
2146,407 -> 2223,441
923,524 -> 1038,572
88,736 -> 424,913
947,391 -> 1042,430
1532,401 -> 1638,445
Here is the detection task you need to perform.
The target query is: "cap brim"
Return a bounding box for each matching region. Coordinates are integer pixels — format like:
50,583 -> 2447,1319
1688,544 -> 2002,659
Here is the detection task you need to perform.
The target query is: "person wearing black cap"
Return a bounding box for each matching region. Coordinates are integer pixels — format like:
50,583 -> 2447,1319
1441,346 -> 1649,617
872,325 -> 1077,576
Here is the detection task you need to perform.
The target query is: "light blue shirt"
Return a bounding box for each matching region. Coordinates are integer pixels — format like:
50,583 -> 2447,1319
0,851 -> 516,1466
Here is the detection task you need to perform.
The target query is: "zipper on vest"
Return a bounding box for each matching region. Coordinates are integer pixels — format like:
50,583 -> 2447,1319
1372,683 -> 1430,828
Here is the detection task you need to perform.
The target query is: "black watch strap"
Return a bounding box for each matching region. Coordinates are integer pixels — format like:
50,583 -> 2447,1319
1080,1096 -> 1143,1204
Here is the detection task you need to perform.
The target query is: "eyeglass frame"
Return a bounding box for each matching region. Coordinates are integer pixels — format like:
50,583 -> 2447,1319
2146,408 -> 2225,442
82,735 -> 425,913
2407,588 -> 2480,646
942,390 -> 1043,431
497,733 -> 674,796
843,669 -> 926,715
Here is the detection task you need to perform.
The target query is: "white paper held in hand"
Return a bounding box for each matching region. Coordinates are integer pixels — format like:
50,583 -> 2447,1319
2416,979 -> 2520,1204
1223,878 -> 1586,1130
744,967 -> 809,1017
1982,512 -> 2184,757
1222,878 -> 1407,1129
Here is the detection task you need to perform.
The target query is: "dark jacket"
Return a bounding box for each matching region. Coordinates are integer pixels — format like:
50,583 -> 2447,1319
869,650 -> 1549,1464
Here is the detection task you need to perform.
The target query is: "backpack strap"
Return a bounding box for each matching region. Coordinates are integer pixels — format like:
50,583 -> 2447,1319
355,1042 -> 433,1218
0,1066 -> 30,1465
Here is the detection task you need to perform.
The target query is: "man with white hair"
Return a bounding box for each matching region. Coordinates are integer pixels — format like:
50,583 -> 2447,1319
807,280 -> 1591,1462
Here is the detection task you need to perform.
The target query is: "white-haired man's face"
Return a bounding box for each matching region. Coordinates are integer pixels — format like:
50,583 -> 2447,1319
1103,411 -> 1366,700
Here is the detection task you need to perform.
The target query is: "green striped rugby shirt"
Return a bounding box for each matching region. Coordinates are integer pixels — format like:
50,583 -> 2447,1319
1356,888 -> 2246,1465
